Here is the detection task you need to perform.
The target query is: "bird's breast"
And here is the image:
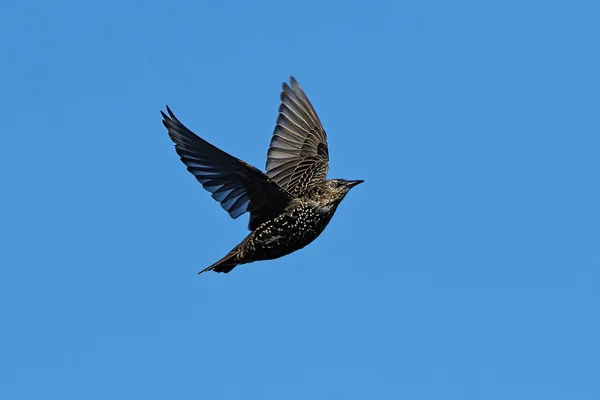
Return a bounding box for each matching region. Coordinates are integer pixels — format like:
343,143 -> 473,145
249,203 -> 334,260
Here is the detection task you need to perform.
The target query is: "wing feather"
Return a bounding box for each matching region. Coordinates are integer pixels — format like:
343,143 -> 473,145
265,77 -> 329,196
162,106 -> 293,230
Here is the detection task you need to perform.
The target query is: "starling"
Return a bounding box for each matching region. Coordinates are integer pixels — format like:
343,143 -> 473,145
161,77 -> 363,274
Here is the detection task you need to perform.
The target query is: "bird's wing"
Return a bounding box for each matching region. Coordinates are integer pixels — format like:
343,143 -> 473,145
265,77 -> 329,196
162,106 -> 293,231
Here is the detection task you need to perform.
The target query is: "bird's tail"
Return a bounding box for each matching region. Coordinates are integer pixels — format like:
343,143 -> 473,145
199,248 -> 242,275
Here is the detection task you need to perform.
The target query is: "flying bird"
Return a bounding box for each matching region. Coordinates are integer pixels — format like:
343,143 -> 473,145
161,77 -> 363,274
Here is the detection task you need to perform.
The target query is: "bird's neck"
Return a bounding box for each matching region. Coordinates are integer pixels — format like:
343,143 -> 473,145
316,199 -> 341,216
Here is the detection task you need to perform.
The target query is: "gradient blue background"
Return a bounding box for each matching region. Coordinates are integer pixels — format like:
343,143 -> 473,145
1,0 -> 599,398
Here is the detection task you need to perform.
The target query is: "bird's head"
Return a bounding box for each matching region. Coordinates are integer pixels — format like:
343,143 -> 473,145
317,179 -> 364,208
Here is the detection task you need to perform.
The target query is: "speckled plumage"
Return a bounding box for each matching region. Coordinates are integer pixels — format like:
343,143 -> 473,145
161,77 -> 363,274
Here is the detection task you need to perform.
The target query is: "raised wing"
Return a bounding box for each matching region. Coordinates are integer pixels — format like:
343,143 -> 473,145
162,106 -> 293,230
265,77 -> 329,196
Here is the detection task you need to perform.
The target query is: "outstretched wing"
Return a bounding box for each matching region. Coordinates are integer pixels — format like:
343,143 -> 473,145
265,77 -> 329,196
162,106 -> 293,231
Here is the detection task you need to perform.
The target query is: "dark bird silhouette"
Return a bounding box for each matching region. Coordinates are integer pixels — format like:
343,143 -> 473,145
161,77 -> 363,274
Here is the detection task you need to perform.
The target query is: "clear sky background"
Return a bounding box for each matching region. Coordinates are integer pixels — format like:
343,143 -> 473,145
1,0 -> 599,399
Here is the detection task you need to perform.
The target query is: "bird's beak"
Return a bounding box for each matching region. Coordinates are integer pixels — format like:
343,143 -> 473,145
348,179 -> 364,188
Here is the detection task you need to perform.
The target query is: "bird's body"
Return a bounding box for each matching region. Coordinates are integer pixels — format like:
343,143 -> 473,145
209,195 -> 342,273
162,77 -> 362,274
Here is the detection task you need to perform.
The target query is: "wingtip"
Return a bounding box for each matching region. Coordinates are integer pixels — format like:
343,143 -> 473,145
289,76 -> 301,89
160,104 -> 172,119
166,105 -> 175,119
161,105 -> 181,125
283,76 -> 298,90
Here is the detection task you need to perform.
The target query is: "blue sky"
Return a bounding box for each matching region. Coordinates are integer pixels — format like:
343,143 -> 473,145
1,0 -> 599,398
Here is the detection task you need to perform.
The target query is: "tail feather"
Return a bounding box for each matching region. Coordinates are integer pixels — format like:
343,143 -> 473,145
199,249 -> 241,274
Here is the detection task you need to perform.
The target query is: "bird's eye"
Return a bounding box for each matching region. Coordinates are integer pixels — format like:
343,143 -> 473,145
329,181 -> 339,188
